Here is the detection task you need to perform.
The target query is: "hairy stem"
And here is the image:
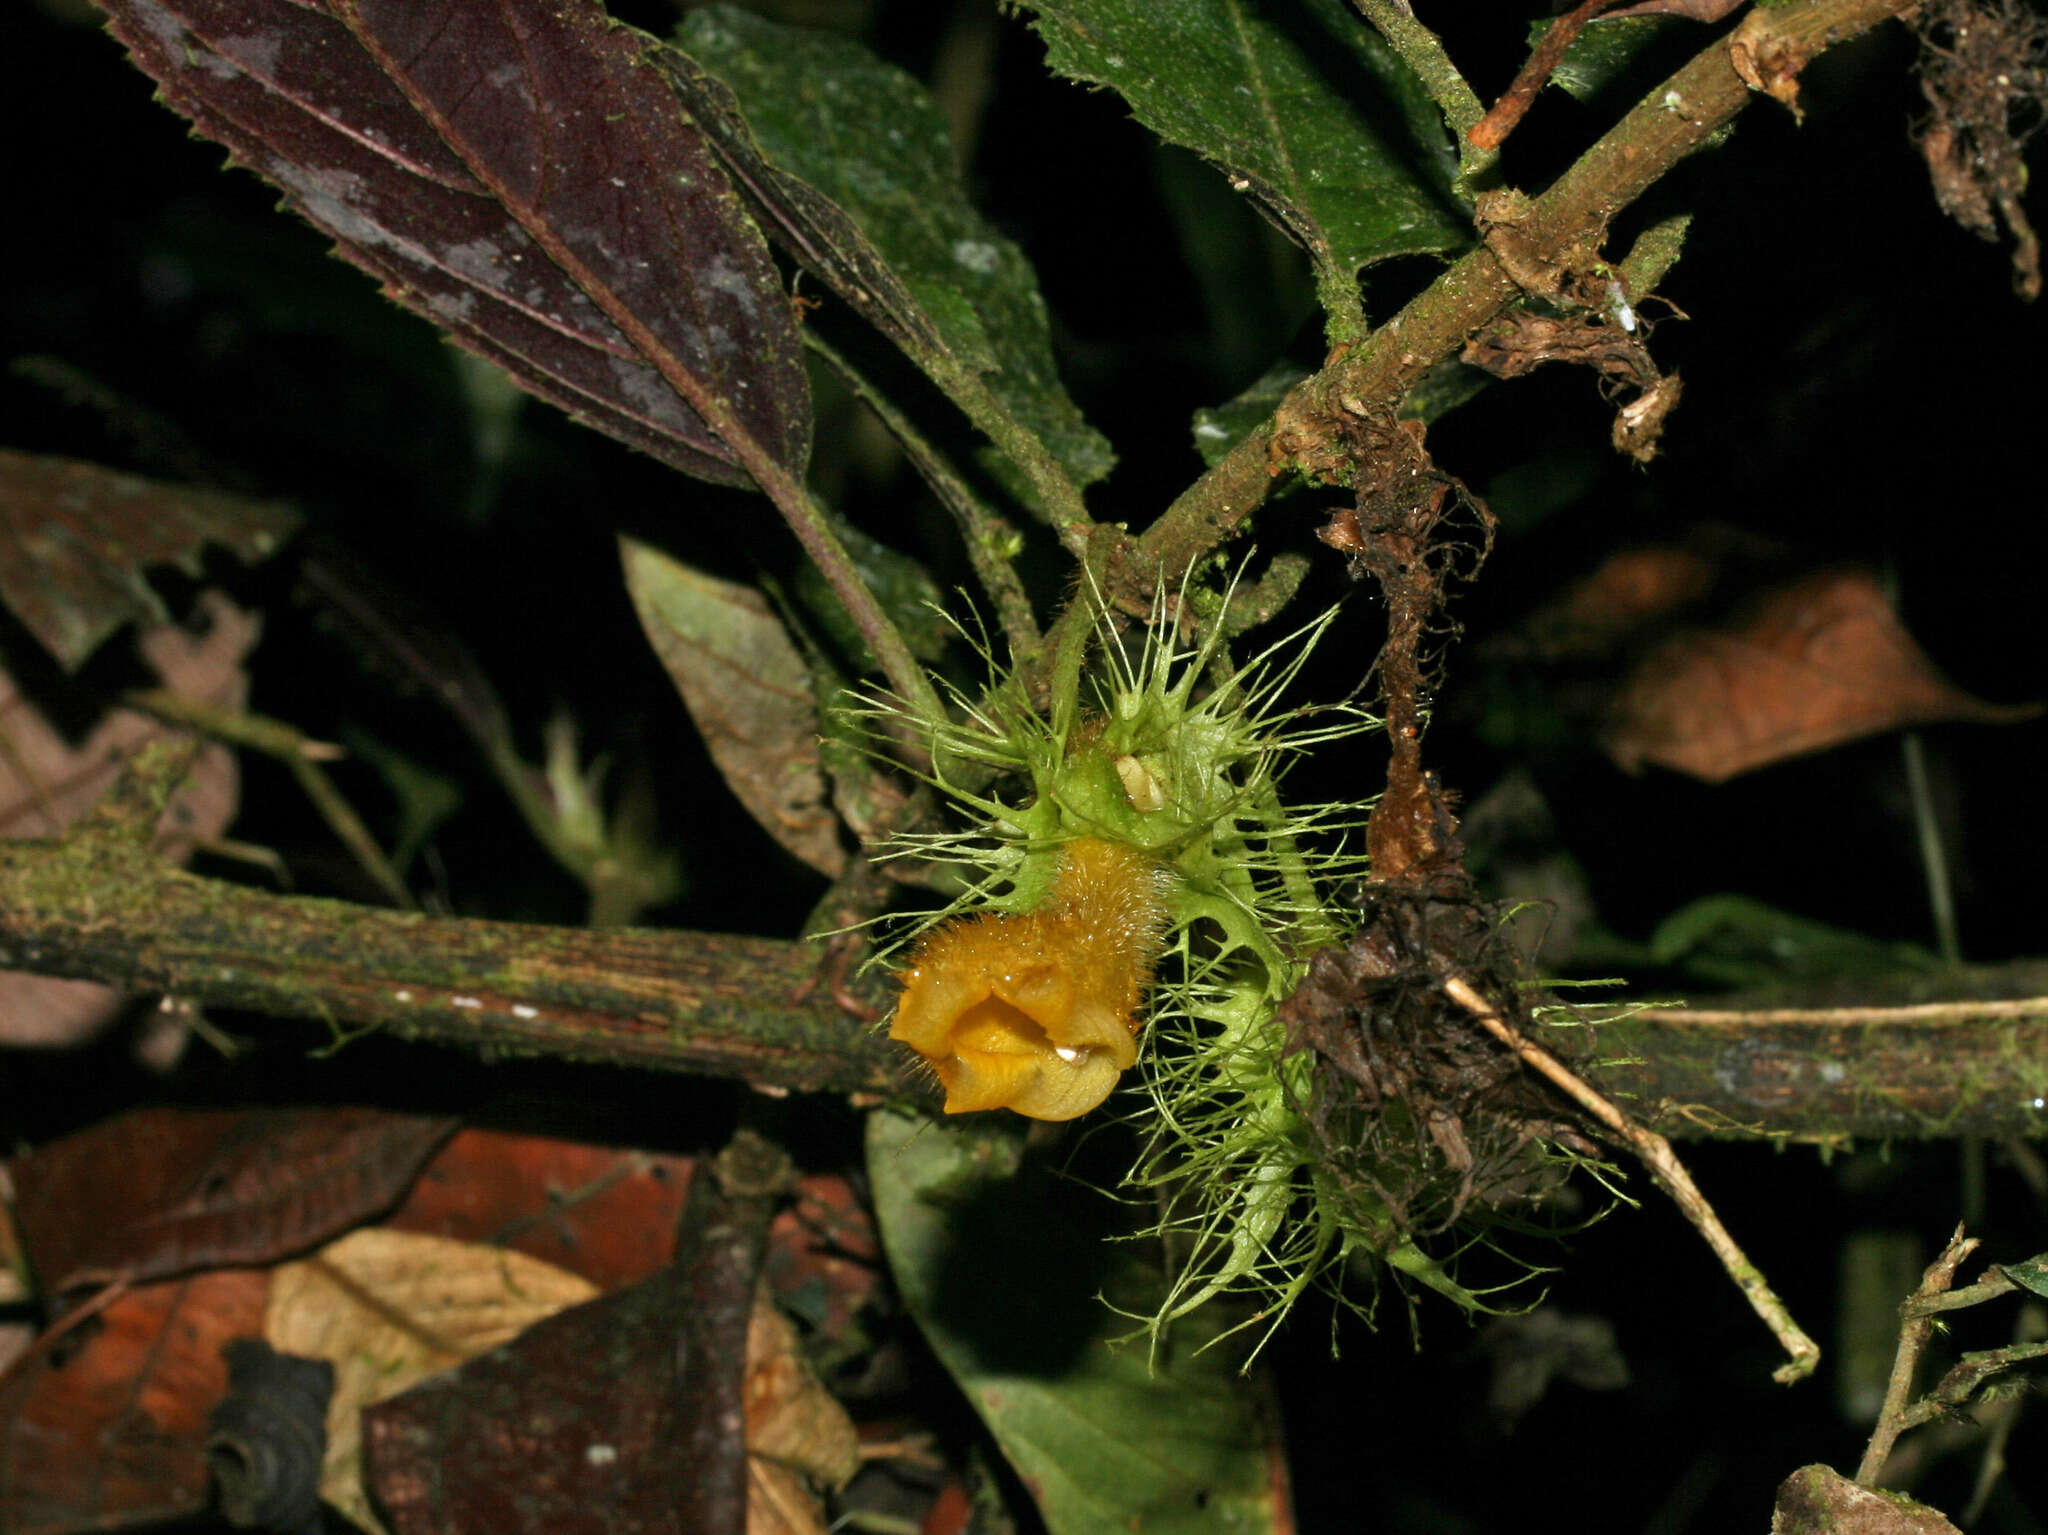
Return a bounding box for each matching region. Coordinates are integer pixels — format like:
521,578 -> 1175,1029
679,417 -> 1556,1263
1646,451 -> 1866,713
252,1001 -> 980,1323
805,331 -> 1042,662
749,453 -> 948,729
1348,0 -> 1497,186
10,819 -> 2048,1132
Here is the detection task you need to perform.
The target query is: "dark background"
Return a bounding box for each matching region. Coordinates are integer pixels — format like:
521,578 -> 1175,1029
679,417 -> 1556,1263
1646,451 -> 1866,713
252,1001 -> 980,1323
4,1 -> 2046,1529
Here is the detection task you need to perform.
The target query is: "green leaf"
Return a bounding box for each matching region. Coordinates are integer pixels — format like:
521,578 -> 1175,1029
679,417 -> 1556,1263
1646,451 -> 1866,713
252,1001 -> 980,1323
621,538 -> 846,878
1016,0 -> 1468,336
868,1108 -> 1290,1535
1539,17 -> 1684,104
1649,895 -> 1941,990
2000,1254 -> 2048,1301
665,6 -> 1113,511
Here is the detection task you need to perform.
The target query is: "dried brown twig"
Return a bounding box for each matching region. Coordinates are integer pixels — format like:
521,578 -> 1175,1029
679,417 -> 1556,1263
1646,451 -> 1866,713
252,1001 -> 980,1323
1859,1227 -> 1981,1483
1443,972 -> 1821,1383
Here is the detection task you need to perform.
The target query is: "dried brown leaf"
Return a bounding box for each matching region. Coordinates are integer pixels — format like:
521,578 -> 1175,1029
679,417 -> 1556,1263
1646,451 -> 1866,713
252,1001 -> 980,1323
1604,567 -> 2038,781
8,1106 -> 457,1296
748,1458 -> 829,1535
0,593 -> 255,1047
745,1297 -> 860,1491
0,1270 -> 271,1535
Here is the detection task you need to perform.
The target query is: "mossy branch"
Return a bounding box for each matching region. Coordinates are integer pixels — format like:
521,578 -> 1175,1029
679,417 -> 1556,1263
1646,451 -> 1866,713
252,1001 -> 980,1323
1138,0 -> 1919,586
11,791 -> 2048,1137
0,757 -> 900,1096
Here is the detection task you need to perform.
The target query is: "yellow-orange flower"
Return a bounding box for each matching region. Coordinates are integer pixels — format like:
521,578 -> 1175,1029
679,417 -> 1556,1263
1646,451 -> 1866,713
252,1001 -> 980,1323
890,837 -> 1166,1121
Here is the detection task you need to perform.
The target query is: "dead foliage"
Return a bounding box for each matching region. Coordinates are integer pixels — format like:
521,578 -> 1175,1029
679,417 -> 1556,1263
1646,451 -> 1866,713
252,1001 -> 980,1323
1286,398 -> 1603,1260
1729,4 -> 1820,118
1280,871 -> 1602,1244
1911,0 -> 2048,299
1310,411 -> 1495,883
1507,535 -> 2039,781
1466,192 -> 1683,462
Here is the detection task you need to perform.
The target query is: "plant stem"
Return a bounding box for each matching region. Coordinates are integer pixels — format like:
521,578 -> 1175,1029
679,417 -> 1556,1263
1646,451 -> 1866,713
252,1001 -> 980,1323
1857,1226 -> 1977,1483
1902,730 -> 1964,963
124,688 -> 416,911
748,454 -> 948,730
1445,973 -> 1821,1383
0,748 -> 899,1093
1348,0 -> 1497,187
12,814 -> 2048,1131
804,331 -> 1042,662
1140,0 -> 1920,585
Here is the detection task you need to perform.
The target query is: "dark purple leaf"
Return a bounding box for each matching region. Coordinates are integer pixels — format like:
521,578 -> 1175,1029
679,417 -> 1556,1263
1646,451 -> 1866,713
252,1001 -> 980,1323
0,448 -> 298,671
363,1272 -> 693,1535
363,1133 -> 795,1535
9,1107 -> 458,1297
97,0 -> 811,489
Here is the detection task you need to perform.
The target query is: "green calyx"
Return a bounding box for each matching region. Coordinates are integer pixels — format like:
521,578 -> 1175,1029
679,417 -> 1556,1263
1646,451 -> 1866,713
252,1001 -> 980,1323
878,581 -> 1547,1346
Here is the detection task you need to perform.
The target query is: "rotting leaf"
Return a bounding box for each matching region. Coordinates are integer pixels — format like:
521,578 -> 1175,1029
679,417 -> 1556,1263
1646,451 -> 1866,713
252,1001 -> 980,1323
621,536 -> 846,877
665,5 -> 1115,504
267,1227 -> 602,1535
1912,0 -> 2048,300
384,1129 -> 883,1354
386,1129 -> 698,1291
1015,0 -> 1467,333
8,1106 -> 456,1298
0,449 -> 297,672
96,0 -> 811,488
867,1108 -> 1292,1535
360,1267 -> 848,1535
0,1270 -> 271,1535
359,1268 -> 674,1535
745,1296 -> 861,1493
1601,567 -> 2038,781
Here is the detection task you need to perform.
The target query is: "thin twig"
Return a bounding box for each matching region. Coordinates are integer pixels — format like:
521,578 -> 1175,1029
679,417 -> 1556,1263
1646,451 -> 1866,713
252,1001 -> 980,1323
1652,997 -> 2048,1026
1443,972 -> 1821,1383
1138,0 -> 1918,587
753,462 -> 949,732
1471,0 -> 1628,150
1348,0 -> 1498,184
1964,1376 -> 2026,1523
1908,1267 -> 2018,1317
125,687 -> 415,911
1857,1224 -> 1978,1484
1902,730 -> 1963,963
